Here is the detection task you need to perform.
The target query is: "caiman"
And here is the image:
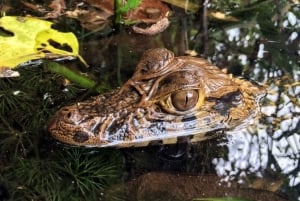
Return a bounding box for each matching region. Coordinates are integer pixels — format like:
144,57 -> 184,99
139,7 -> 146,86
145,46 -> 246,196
48,48 -> 265,147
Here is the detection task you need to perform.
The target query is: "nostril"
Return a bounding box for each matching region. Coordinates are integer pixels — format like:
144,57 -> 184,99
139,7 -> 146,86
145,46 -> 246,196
66,112 -> 72,118
73,132 -> 89,143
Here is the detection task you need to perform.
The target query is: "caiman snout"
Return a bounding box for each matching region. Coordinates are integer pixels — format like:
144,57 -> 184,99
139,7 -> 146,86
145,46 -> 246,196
48,104 -> 106,146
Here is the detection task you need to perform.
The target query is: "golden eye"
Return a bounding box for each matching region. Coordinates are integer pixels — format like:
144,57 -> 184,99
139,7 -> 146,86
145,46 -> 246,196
171,90 -> 199,111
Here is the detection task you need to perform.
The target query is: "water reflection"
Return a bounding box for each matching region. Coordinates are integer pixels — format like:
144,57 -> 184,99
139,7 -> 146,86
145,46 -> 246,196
211,8 -> 300,198
213,80 -> 299,196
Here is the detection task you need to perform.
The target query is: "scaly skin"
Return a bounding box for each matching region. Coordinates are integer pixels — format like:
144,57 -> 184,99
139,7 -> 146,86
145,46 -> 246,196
48,48 -> 265,147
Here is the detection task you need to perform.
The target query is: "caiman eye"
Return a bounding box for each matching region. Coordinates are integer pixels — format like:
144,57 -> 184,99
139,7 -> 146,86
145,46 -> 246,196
171,90 -> 199,111
159,88 -> 204,114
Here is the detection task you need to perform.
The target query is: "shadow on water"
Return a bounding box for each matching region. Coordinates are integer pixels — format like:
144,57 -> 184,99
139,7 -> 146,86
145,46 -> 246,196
0,0 -> 299,200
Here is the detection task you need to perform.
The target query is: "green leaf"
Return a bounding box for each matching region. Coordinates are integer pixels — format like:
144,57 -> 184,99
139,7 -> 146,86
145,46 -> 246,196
0,16 -> 88,77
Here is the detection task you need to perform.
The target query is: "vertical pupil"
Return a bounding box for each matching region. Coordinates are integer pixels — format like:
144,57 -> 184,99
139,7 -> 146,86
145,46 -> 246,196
185,91 -> 193,105
171,90 -> 199,111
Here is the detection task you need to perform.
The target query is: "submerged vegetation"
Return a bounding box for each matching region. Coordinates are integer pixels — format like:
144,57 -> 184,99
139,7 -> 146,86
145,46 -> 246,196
3,149 -> 121,200
0,0 -> 299,200
0,65 -> 122,200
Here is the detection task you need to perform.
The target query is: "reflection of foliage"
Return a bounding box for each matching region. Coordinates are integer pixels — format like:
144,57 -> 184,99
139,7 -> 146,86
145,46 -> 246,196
192,1 -> 299,200
193,0 -> 299,76
262,75 -> 300,201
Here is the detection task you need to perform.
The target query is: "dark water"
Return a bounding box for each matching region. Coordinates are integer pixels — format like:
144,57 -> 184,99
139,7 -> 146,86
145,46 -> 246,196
0,0 -> 299,200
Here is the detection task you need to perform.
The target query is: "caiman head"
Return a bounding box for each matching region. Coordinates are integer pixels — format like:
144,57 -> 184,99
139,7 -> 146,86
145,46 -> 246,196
48,48 -> 265,147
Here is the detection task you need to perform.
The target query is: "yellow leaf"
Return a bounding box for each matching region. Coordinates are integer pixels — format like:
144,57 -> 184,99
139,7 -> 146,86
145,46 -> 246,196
0,16 -> 88,77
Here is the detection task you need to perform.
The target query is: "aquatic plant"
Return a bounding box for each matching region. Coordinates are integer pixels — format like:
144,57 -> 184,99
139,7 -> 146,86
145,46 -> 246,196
1,148 -> 122,200
0,65 -> 123,200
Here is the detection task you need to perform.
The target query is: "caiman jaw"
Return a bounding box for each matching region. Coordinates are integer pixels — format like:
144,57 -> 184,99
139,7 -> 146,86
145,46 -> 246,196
48,48 -> 265,147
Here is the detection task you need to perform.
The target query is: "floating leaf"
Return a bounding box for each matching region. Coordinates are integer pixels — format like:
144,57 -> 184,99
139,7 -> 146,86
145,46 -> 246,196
0,16 -> 88,77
